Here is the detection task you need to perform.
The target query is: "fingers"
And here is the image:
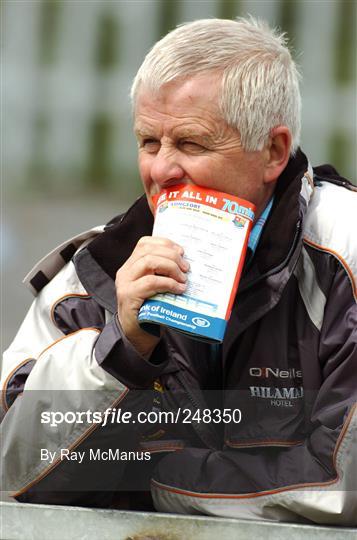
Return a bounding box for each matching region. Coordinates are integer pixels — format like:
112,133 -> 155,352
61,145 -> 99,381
119,236 -> 189,283
126,254 -> 188,284
122,237 -> 189,273
122,274 -> 187,301
115,236 -> 189,356
116,238 -> 189,302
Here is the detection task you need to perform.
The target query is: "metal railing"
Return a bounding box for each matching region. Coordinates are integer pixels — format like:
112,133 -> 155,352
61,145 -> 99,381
2,501 -> 357,540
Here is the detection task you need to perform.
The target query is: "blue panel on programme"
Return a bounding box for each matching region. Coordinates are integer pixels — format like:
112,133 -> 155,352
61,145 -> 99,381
138,299 -> 227,343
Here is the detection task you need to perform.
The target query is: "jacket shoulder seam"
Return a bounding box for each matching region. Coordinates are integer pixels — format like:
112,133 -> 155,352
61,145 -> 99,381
303,182 -> 357,302
50,293 -> 92,329
37,327 -> 101,361
303,237 -> 357,302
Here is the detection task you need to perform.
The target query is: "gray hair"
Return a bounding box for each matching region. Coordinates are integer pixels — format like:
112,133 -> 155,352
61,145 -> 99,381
131,17 -> 301,153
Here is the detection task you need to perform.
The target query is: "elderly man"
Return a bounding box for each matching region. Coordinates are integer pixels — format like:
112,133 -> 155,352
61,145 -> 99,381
1,18 -> 356,524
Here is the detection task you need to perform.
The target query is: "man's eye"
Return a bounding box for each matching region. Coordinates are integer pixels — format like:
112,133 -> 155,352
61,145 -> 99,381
181,141 -> 205,152
142,139 -> 160,151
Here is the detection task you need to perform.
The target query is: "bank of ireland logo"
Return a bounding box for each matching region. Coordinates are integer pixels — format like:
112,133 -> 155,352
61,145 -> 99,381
192,317 -> 210,328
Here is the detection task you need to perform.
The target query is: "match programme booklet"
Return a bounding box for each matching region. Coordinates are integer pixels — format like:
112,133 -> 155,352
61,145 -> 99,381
138,184 -> 256,343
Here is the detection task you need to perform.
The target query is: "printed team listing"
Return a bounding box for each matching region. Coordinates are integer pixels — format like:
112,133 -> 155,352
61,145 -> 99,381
138,184 -> 256,342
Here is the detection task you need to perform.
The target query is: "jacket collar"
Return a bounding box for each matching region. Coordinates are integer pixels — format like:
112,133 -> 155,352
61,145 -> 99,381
74,196 -> 153,313
74,149 -> 310,314
223,150 -> 312,360
242,148 -> 309,279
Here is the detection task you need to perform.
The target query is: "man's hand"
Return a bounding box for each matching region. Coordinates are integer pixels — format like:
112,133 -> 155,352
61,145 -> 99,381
115,236 -> 189,358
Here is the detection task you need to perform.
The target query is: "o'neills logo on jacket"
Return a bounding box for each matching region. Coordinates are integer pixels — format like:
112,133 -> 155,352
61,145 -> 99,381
249,367 -> 302,379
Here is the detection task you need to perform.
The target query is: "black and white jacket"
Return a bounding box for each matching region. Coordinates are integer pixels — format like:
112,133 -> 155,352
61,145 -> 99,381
1,150 -> 356,524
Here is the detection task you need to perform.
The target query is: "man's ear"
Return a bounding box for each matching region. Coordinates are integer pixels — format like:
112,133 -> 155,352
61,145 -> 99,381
263,126 -> 292,184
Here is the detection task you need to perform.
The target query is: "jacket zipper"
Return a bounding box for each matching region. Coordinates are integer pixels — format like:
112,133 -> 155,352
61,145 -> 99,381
176,371 -> 221,450
238,218 -> 302,295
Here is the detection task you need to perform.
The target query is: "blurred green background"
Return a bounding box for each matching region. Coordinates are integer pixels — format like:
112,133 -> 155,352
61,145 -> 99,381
1,0 -> 356,348
3,0 -> 356,197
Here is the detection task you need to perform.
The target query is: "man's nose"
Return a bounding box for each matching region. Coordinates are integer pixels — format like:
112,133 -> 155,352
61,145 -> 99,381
150,146 -> 186,187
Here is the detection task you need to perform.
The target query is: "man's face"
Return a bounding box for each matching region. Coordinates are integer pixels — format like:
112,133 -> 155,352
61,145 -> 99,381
134,73 -> 272,217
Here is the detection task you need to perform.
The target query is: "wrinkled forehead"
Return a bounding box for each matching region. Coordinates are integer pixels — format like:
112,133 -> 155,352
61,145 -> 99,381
133,73 -> 223,127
